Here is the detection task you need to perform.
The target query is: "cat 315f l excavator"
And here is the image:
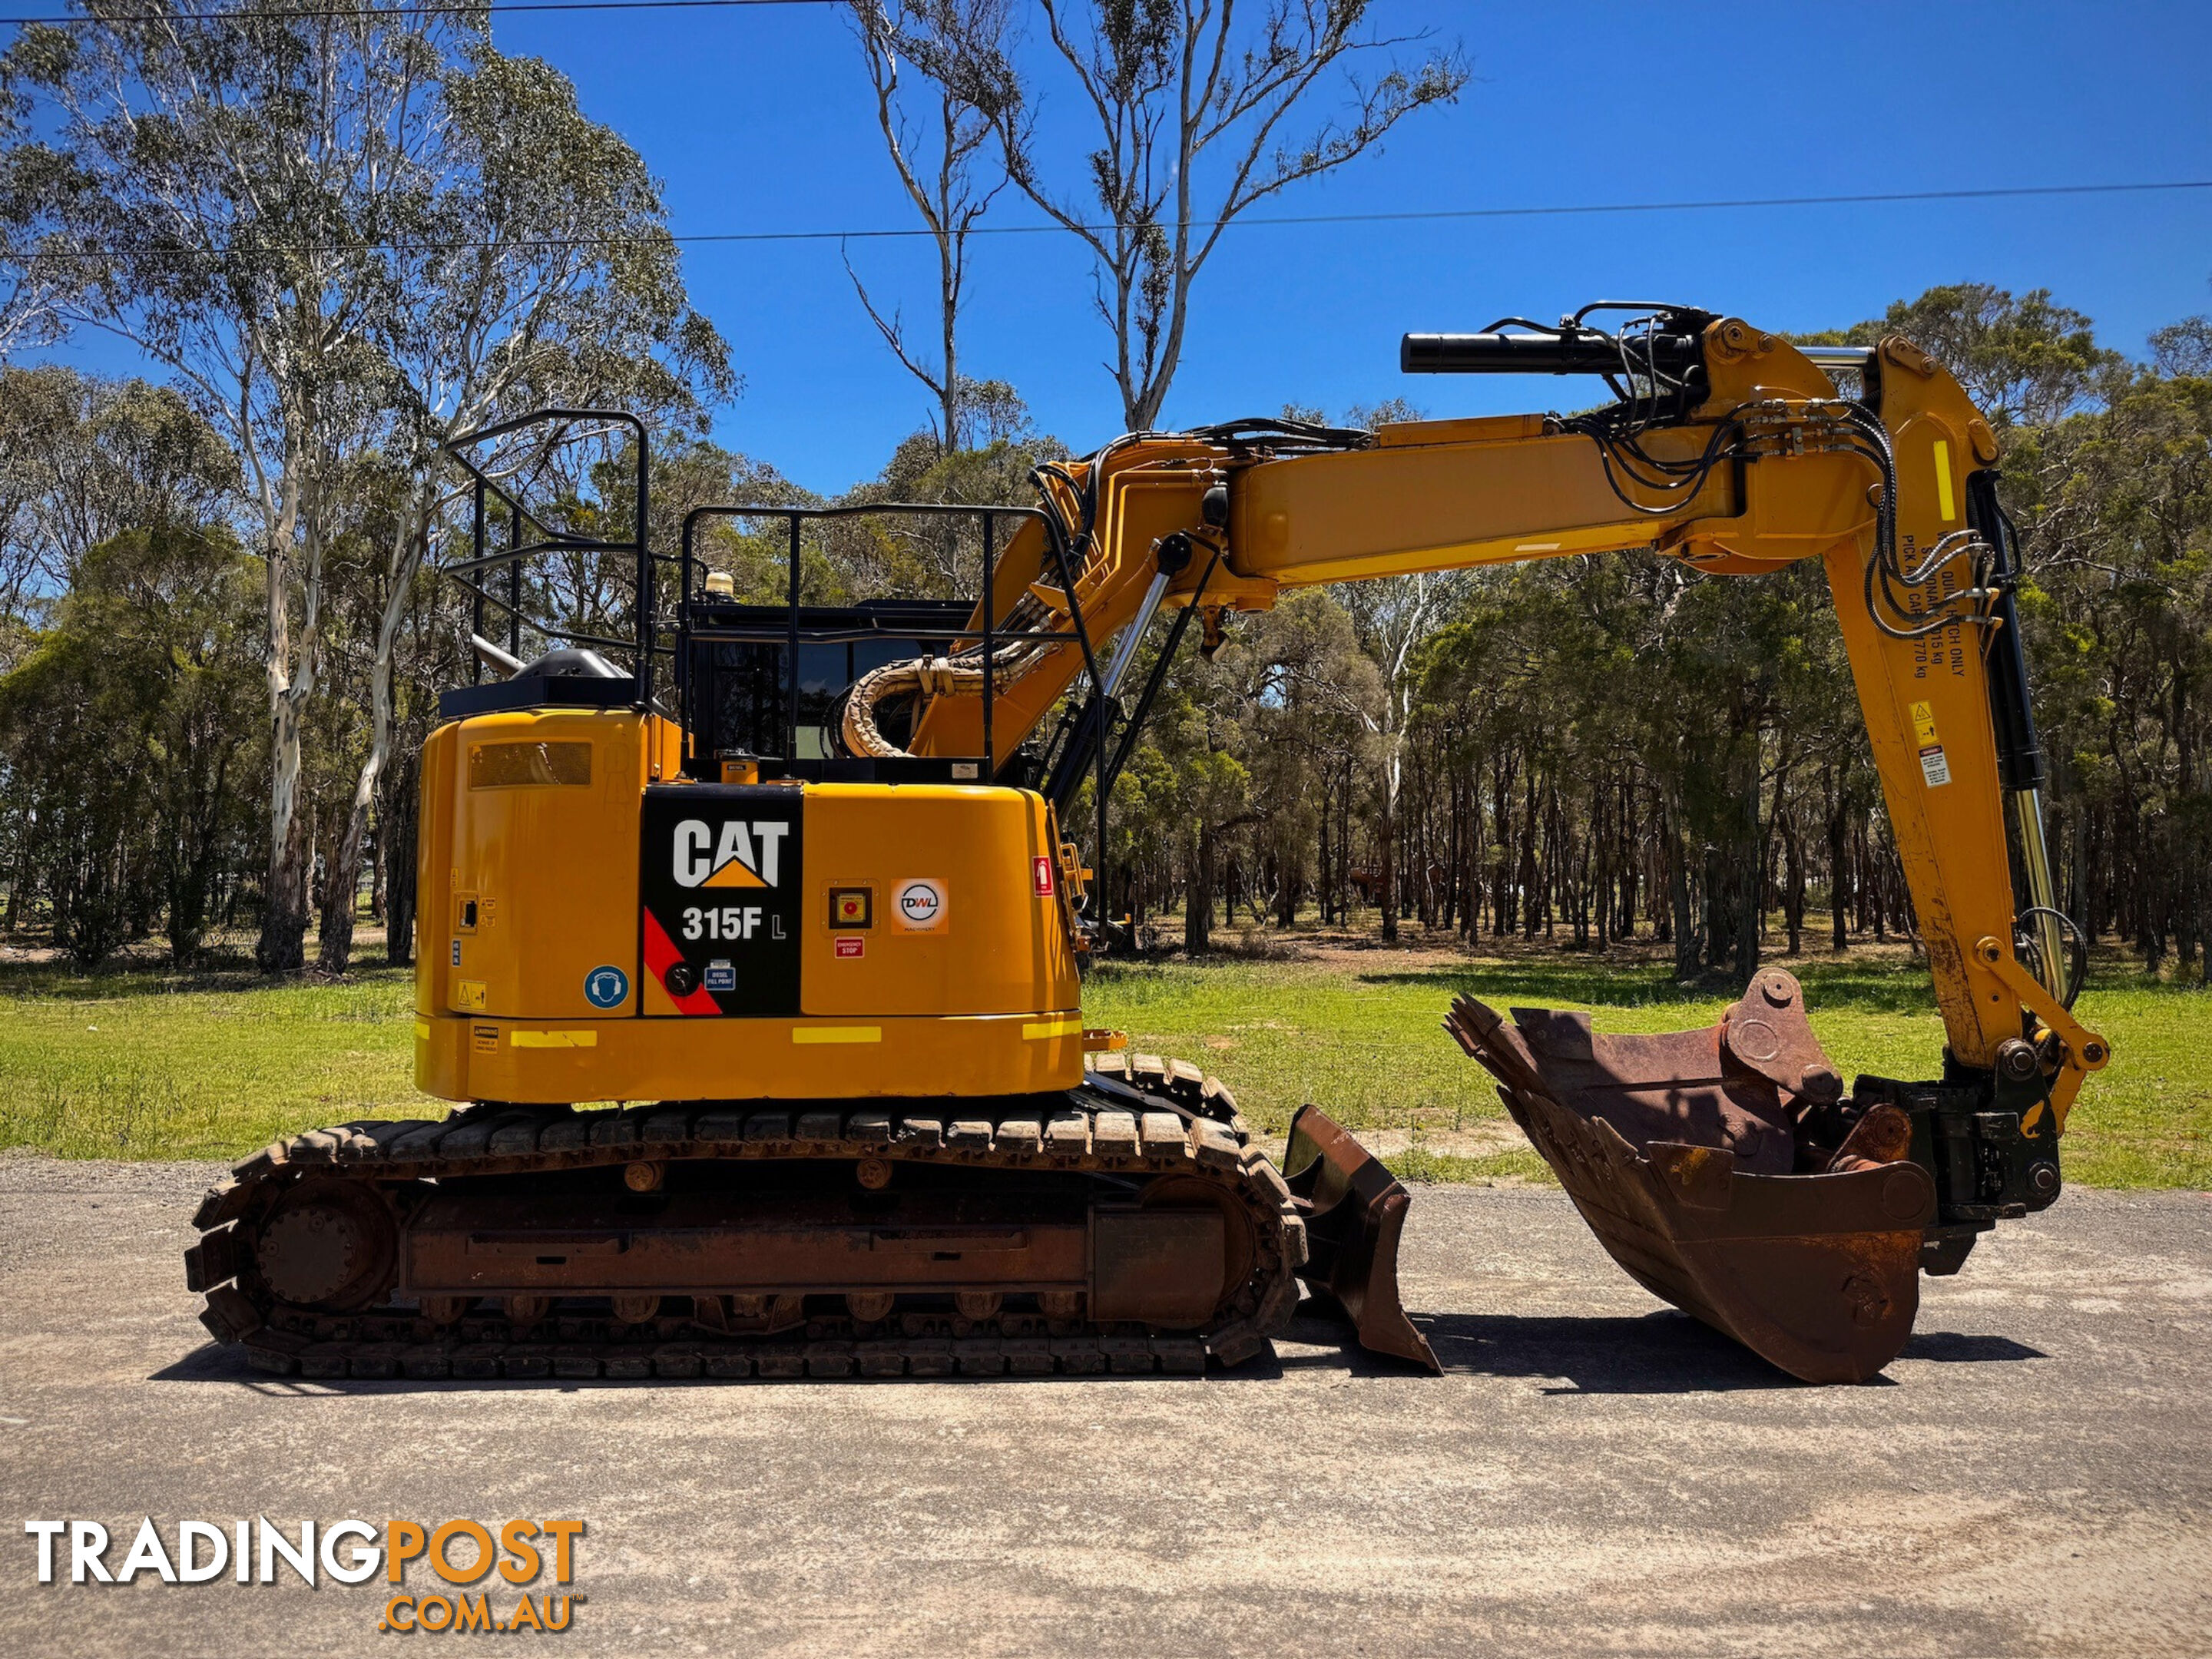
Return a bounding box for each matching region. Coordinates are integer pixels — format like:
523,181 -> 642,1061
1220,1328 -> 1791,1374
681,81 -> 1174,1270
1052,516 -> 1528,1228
186,303 -> 2108,1387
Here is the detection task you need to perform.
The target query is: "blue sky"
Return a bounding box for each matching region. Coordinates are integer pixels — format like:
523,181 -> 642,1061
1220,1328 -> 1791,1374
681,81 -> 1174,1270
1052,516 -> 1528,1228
31,0 -> 2212,494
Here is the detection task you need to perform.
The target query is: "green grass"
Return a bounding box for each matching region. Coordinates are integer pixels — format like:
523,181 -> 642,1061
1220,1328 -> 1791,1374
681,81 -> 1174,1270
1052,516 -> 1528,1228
0,941 -> 2205,1187
1081,946 -> 2212,1189
0,958 -> 422,1161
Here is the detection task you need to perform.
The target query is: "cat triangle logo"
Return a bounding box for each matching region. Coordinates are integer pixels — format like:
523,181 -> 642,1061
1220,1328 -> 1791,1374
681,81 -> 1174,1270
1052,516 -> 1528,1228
674,817 -> 790,890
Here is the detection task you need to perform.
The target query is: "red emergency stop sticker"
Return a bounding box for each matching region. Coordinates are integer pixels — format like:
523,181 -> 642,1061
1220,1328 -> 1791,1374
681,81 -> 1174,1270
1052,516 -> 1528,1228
834,936 -> 865,959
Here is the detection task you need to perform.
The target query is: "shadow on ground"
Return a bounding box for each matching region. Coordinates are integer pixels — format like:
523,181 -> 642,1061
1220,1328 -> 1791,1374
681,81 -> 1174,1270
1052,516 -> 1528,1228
151,1313 -> 2045,1397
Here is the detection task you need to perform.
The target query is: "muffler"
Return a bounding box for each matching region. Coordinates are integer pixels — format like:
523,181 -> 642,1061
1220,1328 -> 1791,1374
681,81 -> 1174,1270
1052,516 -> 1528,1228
1445,969 -> 1936,1383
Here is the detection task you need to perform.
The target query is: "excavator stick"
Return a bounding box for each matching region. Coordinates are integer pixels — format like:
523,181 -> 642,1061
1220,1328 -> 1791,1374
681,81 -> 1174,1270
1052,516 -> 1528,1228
1283,1105 -> 1440,1372
1444,971 -> 1937,1384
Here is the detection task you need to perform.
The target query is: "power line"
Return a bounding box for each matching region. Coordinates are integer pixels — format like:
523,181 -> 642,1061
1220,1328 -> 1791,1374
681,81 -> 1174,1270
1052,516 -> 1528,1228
8,180 -> 2209,263
0,0 -> 833,22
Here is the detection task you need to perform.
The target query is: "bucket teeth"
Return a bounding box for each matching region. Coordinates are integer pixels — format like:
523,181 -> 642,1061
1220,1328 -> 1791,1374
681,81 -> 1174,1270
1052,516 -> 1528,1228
1445,969 -> 1934,1385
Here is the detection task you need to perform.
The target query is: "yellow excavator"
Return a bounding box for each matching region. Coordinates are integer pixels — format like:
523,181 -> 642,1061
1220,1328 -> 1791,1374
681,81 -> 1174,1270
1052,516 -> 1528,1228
185,303 -> 2108,1386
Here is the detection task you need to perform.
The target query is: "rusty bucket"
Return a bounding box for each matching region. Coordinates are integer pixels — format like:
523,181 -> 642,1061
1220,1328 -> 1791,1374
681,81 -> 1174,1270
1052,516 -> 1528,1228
1444,969 -> 1935,1384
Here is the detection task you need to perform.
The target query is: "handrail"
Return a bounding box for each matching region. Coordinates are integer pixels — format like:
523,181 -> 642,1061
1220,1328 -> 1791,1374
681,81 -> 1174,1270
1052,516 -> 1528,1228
677,500 -> 1061,780
442,409 -> 654,705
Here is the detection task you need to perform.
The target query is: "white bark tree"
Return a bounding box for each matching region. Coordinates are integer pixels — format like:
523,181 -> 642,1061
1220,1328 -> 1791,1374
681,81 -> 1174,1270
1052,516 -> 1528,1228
316,51 -> 733,972
7,5 -> 459,969
843,0 -> 1013,454
8,10 -> 732,971
1328,397 -> 1460,941
946,0 -> 1469,430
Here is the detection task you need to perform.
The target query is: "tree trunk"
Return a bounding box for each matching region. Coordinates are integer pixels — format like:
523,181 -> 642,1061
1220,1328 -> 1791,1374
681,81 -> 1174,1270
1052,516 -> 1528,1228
260,799 -> 311,973
1274,846 -> 1300,928
1667,804 -> 1700,981
1828,789 -> 1849,952
1783,809 -> 1805,957
1184,823 -> 1214,955
257,683 -> 313,973
1518,767 -> 1539,941
320,499 -> 424,973
1316,778 -> 1333,924
1378,740 -> 1401,944
1733,760 -> 1762,986
383,750 -> 419,968
256,457 -> 318,975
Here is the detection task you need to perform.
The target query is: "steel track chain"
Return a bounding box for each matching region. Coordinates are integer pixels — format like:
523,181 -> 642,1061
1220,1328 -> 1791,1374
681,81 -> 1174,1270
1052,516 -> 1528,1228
185,1054 -> 1308,1381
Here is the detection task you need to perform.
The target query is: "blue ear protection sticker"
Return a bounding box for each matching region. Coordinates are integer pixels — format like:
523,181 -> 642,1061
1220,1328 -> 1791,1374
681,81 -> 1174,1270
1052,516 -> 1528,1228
584,965 -> 629,1009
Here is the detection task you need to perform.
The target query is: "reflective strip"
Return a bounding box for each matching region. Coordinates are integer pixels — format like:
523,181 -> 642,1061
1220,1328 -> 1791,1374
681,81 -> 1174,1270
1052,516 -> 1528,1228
1022,1016 -> 1084,1041
413,1018 -> 431,1041
510,1030 -> 598,1048
1933,439 -> 1955,523
792,1026 -> 882,1045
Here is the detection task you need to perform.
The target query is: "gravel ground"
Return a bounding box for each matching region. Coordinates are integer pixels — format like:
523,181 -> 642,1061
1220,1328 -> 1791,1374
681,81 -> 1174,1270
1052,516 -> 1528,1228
1,1156 -> 2206,1657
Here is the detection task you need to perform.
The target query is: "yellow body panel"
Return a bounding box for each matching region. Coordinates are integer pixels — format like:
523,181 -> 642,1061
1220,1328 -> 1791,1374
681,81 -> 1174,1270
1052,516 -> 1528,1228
416,1010 -> 1084,1104
422,708 -> 677,1023
416,716 -> 1081,1104
780,783 -> 1076,1018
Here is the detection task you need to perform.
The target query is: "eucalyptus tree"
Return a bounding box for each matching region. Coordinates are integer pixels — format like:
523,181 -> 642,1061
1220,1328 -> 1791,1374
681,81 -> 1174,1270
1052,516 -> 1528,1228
843,0 -> 1013,454
5,5 -> 468,969
0,522 -> 261,965
0,81 -> 68,358
1810,283 -> 2122,430
5,7 -> 732,971
319,47 -> 733,972
1293,396 -> 1465,940
0,365 -> 235,634
943,0 -> 1468,430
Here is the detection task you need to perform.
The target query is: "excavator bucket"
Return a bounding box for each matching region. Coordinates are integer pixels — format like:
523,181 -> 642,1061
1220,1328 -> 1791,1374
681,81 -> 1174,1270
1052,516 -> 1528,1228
1444,969 -> 1937,1384
1283,1104 -> 1441,1372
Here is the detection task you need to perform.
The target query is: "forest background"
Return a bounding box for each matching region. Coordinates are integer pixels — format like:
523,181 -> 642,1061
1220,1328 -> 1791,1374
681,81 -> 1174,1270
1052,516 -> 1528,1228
0,4 -> 2206,1173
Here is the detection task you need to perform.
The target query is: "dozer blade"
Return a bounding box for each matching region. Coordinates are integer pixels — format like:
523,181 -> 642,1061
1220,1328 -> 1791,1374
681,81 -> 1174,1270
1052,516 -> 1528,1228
1444,969 -> 1936,1385
1282,1104 -> 1441,1373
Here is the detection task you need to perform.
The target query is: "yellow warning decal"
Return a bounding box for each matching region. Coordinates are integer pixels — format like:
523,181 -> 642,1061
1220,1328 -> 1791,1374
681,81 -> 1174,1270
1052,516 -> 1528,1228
1022,1016 -> 1084,1041
792,1025 -> 882,1045
510,1029 -> 598,1048
1932,439 -> 1955,523
455,979 -> 487,1011
1909,700 -> 1939,747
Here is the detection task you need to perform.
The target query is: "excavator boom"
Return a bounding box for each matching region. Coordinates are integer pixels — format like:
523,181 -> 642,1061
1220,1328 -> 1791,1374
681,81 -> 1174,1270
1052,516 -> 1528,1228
870,306 -> 2109,1381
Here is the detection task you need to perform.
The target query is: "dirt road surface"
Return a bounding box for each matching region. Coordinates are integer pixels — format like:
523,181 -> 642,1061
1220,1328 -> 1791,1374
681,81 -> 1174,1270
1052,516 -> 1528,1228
2,1156 -> 2205,1657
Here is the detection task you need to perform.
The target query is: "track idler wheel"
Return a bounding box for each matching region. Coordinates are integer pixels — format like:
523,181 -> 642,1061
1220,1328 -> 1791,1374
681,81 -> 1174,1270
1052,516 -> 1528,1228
1445,969 -> 1936,1384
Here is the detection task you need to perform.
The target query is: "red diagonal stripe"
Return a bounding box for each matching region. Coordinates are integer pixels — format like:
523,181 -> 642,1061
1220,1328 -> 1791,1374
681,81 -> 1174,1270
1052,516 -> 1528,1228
642,908 -> 720,1016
